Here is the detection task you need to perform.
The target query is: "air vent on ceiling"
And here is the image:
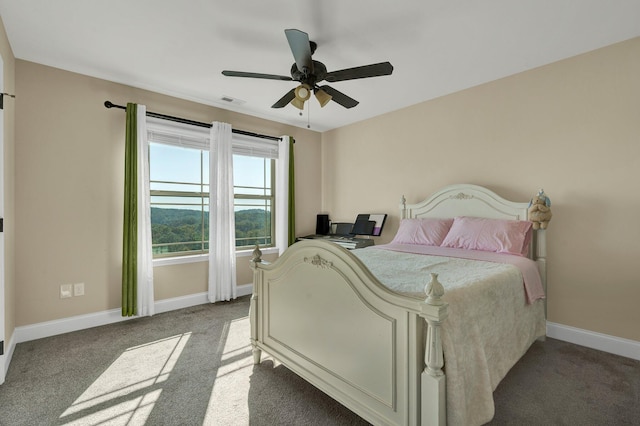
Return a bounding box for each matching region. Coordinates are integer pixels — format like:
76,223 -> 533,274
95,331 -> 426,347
220,96 -> 246,106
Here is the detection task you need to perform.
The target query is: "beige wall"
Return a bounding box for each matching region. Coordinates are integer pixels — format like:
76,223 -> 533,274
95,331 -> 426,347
0,16 -> 15,350
322,37 -> 640,341
15,60 -> 321,325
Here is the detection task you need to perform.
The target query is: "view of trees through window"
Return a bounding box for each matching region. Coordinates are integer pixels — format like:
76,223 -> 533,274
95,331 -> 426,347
149,142 -> 274,257
150,206 -> 272,255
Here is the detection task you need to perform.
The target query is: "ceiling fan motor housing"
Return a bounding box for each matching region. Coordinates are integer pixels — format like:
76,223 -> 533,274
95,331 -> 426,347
290,60 -> 327,87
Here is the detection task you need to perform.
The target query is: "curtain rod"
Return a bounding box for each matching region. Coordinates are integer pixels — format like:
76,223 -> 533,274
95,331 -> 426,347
104,101 -> 282,142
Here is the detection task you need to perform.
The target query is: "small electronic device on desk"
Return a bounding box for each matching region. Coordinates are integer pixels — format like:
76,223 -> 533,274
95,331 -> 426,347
298,213 -> 387,250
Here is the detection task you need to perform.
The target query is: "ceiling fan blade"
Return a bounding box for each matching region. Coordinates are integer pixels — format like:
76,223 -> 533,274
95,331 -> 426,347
222,70 -> 293,81
318,85 -> 359,109
324,61 -> 393,83
285,29 -> 313,75
271,88 -> 296,108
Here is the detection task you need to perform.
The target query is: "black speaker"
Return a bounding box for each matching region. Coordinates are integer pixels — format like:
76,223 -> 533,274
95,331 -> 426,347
316,214 -> 330,235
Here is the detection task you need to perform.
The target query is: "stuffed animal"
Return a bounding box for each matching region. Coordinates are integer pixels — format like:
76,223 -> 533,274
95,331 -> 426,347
528,189 -> 552,230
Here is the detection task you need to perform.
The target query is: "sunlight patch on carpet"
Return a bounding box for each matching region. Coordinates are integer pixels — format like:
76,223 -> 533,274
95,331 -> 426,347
204,316 -> 254,424
59,332 -> 191,425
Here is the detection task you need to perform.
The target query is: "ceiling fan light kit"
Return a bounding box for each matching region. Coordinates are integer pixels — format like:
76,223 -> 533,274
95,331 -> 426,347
222,28 -> 393,111
293,84 -> 312,110
294,84 -> 310,100
314,88 -> 332,108
290,97 -> 305,110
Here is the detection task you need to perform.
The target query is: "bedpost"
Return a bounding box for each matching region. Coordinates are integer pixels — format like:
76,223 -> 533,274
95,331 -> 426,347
528,188 -> 551,318
419,273 -> 449,426
536,229 -> 548,317
400,195 -> 407,219
249,245 -> 263,365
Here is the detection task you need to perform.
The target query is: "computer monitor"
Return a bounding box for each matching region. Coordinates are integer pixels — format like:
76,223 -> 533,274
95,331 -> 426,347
352,214 -> 387,236
351,218 -> 375,235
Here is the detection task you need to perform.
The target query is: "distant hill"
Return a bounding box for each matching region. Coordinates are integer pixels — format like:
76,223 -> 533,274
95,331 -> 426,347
151,207 -> 272,254
151,207 -> 204,226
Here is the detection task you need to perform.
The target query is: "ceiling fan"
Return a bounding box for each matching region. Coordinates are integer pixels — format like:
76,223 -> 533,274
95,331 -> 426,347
222,29 -> 394,110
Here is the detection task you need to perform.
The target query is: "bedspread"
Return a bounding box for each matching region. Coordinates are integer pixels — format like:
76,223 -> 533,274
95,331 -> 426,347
352,246 -> 546,426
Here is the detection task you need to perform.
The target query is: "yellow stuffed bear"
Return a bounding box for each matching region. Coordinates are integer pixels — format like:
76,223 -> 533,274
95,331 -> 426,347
528,189 -> 552,230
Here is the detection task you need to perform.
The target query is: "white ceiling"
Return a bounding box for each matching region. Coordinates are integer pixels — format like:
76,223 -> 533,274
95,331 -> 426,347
1,0 -> 639,132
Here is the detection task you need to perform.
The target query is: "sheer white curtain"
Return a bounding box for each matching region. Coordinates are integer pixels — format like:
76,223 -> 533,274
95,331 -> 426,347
137,105 -> 154,316
208,122 -> 237,302
276,136 -> 292,255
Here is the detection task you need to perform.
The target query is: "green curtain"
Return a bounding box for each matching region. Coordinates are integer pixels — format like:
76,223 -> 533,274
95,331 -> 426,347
287,137 -> 296,246
122,103 -> 138,316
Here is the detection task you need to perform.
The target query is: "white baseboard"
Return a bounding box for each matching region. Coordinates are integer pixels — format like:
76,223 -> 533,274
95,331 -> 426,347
14,307 -> 126,344
14,284 -> 254,345
546,321 -> 640,361
236,283 -> 253,297
154,292 -> 209,315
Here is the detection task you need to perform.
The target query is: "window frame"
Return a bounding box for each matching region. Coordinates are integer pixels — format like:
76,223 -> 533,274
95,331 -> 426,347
145,117 -> 281,261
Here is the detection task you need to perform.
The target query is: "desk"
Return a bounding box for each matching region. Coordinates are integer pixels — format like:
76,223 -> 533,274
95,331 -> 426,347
297,235 -> 374,250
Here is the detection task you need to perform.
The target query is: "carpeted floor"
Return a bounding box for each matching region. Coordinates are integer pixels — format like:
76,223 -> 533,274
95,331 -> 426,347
0,296 -> 638,425
488,336 -> 639,425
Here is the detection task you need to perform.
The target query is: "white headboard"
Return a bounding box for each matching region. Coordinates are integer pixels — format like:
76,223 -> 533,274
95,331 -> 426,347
400,183 -> 547,307
401,183 -> 529,221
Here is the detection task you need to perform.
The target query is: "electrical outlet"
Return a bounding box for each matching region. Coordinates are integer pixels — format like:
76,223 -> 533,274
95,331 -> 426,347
74,282 -> 85,296
60,284 -> 72,299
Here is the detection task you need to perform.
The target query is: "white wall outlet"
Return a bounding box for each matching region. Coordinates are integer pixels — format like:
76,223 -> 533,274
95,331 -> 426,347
60,284 -> 72,299
73,282 -> 85,296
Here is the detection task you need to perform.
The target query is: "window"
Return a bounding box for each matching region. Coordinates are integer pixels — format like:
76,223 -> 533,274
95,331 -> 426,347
233,155 -> 275,249
149,143 -> 210,257
147,119 -> 279,258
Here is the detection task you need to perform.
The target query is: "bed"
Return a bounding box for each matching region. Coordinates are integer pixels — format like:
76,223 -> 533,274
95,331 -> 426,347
249,184 -> 548,425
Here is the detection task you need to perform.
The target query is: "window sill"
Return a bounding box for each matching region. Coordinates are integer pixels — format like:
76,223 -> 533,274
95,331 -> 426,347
153,247 -> 279,267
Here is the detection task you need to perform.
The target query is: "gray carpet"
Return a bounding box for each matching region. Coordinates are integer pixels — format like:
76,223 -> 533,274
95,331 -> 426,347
488,336 -> 640,425
0,296 -> 637,425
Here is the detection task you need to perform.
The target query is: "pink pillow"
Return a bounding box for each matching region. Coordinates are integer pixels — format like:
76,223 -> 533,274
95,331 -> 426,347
391,218 -> 454,246
440,216 -> 533,256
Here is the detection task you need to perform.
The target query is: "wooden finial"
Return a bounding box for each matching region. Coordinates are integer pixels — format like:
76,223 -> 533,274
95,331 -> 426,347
425,273 -> 445,306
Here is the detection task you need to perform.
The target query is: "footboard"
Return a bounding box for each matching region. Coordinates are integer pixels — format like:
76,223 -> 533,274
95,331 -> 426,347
249,240 -> 448,426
